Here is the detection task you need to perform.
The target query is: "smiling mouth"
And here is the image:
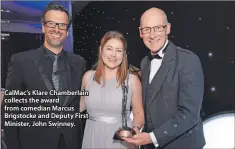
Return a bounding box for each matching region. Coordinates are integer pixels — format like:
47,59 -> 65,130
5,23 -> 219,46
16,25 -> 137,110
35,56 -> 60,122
51,34 -> 61,38
149,39 -> 160,43
51,34 -> 60,38
108,59 -> 117,62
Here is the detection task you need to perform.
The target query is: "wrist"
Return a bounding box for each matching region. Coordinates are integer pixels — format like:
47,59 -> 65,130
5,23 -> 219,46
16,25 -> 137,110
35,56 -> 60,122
148,133 -> 153,143
132,125 -> 141,130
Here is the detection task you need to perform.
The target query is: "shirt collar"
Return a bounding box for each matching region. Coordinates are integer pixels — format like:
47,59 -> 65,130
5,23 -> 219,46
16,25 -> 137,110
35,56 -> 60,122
42,45 -> 65,59
158,39 -> 168,58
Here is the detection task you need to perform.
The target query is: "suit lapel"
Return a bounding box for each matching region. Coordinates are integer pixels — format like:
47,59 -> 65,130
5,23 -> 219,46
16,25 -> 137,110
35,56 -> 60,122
34,47 -> 55,91
141,57 -> 150,104
147,41 -> 176,105
34,48 -> 78,106
62,54 -> 76,106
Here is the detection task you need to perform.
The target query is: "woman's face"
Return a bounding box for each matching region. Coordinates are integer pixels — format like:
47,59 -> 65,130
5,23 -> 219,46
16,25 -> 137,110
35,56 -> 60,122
101,38 -> 124,70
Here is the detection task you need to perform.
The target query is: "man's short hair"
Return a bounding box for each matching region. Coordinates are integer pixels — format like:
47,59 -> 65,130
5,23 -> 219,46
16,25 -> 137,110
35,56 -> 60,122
41,2 -> 72,29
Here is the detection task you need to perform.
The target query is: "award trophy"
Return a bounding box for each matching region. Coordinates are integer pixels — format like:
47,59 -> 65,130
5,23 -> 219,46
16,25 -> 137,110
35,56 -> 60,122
113,82 -> 136,140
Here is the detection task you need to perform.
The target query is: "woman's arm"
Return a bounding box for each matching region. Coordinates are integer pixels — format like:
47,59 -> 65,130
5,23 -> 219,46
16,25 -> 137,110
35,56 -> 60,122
80,70 -> 92,112
131,74 -> 145,131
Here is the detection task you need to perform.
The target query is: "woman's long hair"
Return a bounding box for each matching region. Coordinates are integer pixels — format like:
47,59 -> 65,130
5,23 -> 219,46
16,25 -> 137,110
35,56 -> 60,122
94,31 -> 128,87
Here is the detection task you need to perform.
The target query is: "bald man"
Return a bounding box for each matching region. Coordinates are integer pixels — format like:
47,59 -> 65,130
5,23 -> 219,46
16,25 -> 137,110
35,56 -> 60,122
124,8 -> 205,149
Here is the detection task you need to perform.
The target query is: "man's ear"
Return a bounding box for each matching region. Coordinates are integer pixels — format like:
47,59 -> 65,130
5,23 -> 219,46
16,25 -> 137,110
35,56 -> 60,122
42,23 -> 45,33
139,27 -> 143,38
166,23 -> 171,35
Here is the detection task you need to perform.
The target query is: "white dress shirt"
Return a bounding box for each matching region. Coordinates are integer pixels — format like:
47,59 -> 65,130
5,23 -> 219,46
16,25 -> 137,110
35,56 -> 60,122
148,40 -> 168,147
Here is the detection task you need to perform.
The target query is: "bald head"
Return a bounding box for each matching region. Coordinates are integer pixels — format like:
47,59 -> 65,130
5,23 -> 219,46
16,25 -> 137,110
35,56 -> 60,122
139,7 -> 171,54
140,7 -> 168,27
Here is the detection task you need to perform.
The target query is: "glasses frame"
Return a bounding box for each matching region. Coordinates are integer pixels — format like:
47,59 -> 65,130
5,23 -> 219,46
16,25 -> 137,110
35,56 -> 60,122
140,25 -> 167,34
44,21 -> 68,30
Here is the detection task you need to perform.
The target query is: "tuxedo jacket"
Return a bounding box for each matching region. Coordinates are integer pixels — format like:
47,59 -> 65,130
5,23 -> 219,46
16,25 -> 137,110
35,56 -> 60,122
2,47 -> 86,149
141,41 -> 206,149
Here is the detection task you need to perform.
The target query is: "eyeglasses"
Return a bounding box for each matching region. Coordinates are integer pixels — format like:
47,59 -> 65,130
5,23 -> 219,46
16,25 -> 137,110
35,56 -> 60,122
140,25 -> 167,34
44,21 -> 68,30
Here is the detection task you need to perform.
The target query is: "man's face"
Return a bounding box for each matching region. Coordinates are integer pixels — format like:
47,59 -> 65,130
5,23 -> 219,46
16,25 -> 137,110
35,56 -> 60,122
42,10 -> 69,48
139,14 -> 171,54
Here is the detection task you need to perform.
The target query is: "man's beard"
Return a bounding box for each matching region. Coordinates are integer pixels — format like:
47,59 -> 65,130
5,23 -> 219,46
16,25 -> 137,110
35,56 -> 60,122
45,33 -> 64,48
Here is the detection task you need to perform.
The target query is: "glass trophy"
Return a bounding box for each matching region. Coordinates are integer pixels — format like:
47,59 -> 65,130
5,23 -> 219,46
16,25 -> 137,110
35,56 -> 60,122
113,83 -> 136,140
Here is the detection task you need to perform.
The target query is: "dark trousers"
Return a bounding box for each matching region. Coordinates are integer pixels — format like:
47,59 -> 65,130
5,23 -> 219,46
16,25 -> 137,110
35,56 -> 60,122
58,134 -> 66,149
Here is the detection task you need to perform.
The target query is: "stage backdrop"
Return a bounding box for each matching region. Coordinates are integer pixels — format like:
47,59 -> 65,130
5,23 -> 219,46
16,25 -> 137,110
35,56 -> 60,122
73,1 -> 235,118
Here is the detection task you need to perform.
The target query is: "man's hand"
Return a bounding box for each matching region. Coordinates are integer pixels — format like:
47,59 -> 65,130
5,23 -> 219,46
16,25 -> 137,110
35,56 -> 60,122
132,126 -> 140,135
122,132 -> 152,146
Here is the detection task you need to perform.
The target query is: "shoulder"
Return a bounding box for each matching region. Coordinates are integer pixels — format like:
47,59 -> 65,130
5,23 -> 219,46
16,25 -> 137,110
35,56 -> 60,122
141,56 -> 149,63
168,41 -> 202,70
129,74 -> 141,87
10,48 -> 40,62
129,73 -> 139,81
82,70 -> 95,86
128,74 -> 141,95
140,56 -> 149,69
83,70 -> 94,79
176,46 -> 201,63
66,52 -> 86,71
175,47 -> 203,75
66,52 -> 85,63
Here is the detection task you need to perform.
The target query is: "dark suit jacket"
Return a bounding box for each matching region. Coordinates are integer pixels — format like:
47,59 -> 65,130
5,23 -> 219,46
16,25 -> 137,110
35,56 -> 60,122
2,47 -> 86,149
141,41 -> 205,149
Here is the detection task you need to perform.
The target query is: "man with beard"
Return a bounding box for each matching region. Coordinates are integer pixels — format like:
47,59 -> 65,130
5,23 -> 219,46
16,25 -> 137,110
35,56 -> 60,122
123,8 -> 205,149
2,3 -> 86,149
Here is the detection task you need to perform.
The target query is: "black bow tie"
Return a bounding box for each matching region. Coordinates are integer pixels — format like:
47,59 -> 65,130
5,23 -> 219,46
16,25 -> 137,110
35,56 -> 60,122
148,54 -> 162,61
